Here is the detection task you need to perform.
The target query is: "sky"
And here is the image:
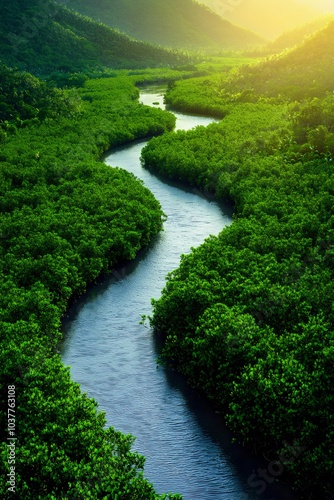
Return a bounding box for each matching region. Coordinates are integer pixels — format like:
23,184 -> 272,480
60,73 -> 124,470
298,0 -> 334,12
201,0 -> 334,39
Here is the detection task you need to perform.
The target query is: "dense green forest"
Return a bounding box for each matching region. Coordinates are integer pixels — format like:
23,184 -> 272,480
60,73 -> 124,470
0,0 -> 190,75
163,19 -> 334,115
141,21 -> 334,499
59,0 -> 263,50
0,65 -> 184,498
1,0 -> 334,497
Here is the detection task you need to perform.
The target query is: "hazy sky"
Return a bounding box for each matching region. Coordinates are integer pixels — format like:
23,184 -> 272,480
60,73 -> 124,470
201,0 -> 334,39
298,0 -> 334,12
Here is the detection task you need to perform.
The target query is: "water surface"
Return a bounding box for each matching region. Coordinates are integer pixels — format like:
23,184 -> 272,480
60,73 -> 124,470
61,87 -> 299,500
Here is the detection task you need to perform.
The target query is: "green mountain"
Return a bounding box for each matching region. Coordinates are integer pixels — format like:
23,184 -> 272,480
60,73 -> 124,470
223,19 -> 334,100
0,0 -> 189,75
59,0 -> 263,50
259,15 -> 334,55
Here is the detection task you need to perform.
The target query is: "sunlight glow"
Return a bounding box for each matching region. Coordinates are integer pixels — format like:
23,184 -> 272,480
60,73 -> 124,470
298,0 -> 334,12
201,0 -> 334,39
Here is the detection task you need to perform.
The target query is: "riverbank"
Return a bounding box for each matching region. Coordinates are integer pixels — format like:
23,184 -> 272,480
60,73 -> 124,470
61,86 -> 300,500
141,73 -> 334,499
0,75 -> 182,499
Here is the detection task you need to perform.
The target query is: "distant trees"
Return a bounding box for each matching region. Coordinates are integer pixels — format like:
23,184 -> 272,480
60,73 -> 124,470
56,0 -> 263,50
163,22 -> 334,116
0,0 -> 191,75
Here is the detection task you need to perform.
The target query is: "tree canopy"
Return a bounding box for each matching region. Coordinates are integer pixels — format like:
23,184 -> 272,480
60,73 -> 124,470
0,70 -> 181,499
141,32 -> 334,497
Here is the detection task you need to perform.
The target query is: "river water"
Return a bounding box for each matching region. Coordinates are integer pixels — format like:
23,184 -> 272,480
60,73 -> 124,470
61,87 -> 300,500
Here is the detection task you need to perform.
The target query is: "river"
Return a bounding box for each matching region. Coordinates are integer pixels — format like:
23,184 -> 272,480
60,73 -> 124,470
61,86 -> 300,500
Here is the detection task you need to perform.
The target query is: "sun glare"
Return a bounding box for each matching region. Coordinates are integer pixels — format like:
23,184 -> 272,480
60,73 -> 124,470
298,0 -> 334,12
202,0 -> 334,39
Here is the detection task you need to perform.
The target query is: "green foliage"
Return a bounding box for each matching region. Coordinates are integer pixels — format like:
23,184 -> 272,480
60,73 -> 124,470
142,103 -> 291,190
57,0 -> 263,51
288,95 -> 334,156
2,14 -> 334,495
223,20 -> 334,101
142,57 -> 334,497
0,0 -> 190,75
0,65 -> 81,126
0,72 -> 181,498
165,75 -> 230,117
163,20 -> 334,115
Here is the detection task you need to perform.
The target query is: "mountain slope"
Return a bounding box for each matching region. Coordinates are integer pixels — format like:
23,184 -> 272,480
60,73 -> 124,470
60,0 -> 264,50
200,0 -> 321,39
167,19 -> 334,113
260,15 -> 334,55
0,0 -> 188,74
222,19 -> 334,100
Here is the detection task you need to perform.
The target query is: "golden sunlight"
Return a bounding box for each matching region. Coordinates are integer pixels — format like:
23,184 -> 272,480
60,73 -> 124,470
201,0 -> 334,39
298,0 -> 334,11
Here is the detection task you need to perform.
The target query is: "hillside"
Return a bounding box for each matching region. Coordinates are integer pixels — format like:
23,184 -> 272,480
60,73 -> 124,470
258,15 -> 334,55
0,0 -> 189,75
221,19 -> 334,100
200,0 -> 321,39
163,20 -> 334,117
59,0 -> 264,50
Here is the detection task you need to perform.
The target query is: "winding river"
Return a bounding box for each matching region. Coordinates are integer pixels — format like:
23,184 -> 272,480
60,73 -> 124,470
61,87 -> 299,500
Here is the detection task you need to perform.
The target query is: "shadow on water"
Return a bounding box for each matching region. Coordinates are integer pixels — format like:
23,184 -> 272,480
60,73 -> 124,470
152,332 -> 300,500
153,332 -> 301,500
60,234 -> 160,340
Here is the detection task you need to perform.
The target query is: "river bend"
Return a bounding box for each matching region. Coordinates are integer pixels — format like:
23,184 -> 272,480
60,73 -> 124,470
61,87 -> 299,500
